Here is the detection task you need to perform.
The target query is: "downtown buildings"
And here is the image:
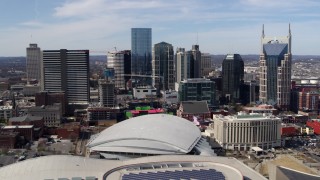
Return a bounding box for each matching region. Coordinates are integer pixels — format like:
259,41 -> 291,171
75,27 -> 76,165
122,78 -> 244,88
42,49 -> 90,114
259,25 -> 292,110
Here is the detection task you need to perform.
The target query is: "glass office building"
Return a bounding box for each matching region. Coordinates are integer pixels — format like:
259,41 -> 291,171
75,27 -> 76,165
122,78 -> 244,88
131,28 -> 152,85
259,25 -> 292,110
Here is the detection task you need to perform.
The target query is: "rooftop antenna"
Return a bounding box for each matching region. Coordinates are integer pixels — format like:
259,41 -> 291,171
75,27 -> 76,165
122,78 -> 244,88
196,32 -> 198,45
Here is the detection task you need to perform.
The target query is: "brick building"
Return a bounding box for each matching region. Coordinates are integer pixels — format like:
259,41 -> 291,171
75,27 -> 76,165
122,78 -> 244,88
1,125 -> 34,141
177,101 -> 211,121
0,131 -> 19,149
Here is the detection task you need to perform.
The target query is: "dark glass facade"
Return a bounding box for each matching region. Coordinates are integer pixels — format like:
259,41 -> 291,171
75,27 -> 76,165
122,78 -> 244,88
222,54 -> 244,103
131,28 -> 152,85
178,79 -> 216,106
263,43 -> 288,102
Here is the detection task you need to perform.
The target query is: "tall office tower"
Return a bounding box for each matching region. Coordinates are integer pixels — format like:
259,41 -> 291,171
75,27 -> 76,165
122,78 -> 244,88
191,45 -> 201,78
259,25 -> 292,110
107,50 -> 131,89
131,28 -> 152,85
42,49 -> 89,114
200,53 -> 213,77
26,44 -> 41,82
98,79 -> 115,107
222,54 -> 244,103
152,42 -> 174,90
175,48 -> 192,84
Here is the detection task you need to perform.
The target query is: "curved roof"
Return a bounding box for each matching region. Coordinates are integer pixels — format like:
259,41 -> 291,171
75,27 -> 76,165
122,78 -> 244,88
87,114 -> 201,154
0,155 -> 266,180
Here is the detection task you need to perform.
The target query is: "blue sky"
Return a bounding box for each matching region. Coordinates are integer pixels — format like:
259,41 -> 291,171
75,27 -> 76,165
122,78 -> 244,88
0,0 -> 319,56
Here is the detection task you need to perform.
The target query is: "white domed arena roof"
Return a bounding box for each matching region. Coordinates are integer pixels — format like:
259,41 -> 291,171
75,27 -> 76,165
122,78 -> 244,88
87,114 -> 201,155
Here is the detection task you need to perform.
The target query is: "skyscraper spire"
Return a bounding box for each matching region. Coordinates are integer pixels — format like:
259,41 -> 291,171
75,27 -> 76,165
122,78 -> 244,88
289,23 -> 291,36
262,24 -> 265,38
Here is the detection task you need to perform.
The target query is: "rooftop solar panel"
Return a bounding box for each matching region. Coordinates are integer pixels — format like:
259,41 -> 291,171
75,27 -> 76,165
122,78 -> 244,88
122,169 -> 226,180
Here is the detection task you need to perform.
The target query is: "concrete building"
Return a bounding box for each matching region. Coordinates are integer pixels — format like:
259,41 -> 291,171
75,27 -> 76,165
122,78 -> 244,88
87,107 -> 120,122
175,48 -> 192,84
200,53 -> 213,77
35,91 -> 66,115
42,49 -> 89,114
133,86 -> 157,99
26,44 -> 41,82
259,25 -> 292,110
28,105 -> 62,127
213,112 -> 282,150
131,28 -> 152,85
152,42 -> 174,90
222,54 -> 244,103
161,90 -> 178,104
107,50 -> 131,89
178,78 -> 215,106
98,79 -> 115,108
0,105 -> 13,121
23,84 -> 41,96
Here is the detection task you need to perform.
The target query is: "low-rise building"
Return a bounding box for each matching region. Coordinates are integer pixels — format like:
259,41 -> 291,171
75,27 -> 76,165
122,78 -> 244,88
0,131 -> 19,149
243,104 -> 278,115
0,105 -> 12,121
133,86 -> 157,99
28,105 -> 62,127
1,125 -> 34,141
306,119 -> 320,135
178,78 -> 216,106
177,101 -> 211,121
213,112 -> 281,151
161,90 -> 178,104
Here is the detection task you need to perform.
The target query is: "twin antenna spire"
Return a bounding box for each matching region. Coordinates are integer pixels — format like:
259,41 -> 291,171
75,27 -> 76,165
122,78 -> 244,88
262,23 -> 291,37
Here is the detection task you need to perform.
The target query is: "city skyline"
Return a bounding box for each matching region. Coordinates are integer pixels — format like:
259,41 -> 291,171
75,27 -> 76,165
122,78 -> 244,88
0,0 -> 320,56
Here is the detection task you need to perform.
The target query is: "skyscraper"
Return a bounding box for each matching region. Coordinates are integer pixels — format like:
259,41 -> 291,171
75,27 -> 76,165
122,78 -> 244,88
131,28 -> 152,85
152,42 -> 174,90
175,48 -> 192,84
98,79 -> 115,108
26,44 -> 41,82
222,54 -> 244,103
42,49 -> 89,114
200,53 -> 213,77
191,45 -> 201,78
259,25 -> 292,110
107,50 -> 131,89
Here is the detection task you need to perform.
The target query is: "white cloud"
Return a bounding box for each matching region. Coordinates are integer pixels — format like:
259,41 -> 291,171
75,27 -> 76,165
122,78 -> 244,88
0,0 -> 320,56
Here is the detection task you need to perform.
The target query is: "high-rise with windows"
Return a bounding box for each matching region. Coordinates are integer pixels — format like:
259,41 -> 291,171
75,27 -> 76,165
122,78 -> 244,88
152,42 -> 174,90
259,25 -> 292,110
42,49 -> 89,114
200,53 -> 213,77
191,45 -> 201,78
26,44 -> 41,82
175,48 -> 192,84
131,28 -> 152,85
222,54 -> 244,103
107,50 -> 131,89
